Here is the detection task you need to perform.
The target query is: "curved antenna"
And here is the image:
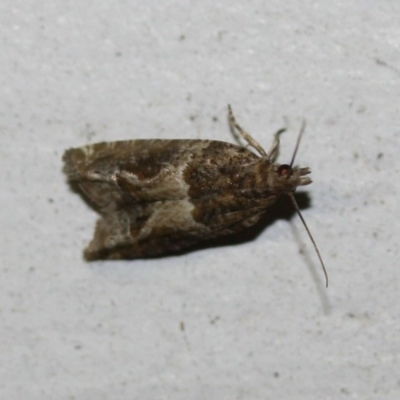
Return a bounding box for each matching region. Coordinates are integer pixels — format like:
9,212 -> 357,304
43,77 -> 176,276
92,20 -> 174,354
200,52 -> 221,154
289,193 -> 329,288
290,119 -> 307,168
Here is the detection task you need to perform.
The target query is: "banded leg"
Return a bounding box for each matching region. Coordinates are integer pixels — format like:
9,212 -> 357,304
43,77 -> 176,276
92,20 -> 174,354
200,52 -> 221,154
267,127 -> 286,163
228,105 -> 267,157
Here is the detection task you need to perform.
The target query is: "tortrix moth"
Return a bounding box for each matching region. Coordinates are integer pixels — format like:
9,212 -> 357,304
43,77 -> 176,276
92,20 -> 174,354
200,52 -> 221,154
63,106 -> 328,286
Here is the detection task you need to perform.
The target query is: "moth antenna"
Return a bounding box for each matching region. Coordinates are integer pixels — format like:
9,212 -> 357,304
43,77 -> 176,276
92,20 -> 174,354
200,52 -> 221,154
289,119 -> 307,168
289,193 -> 328,288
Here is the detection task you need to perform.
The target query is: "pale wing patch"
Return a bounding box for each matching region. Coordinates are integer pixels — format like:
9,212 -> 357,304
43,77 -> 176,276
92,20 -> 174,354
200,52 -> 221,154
139,199 -> 207,240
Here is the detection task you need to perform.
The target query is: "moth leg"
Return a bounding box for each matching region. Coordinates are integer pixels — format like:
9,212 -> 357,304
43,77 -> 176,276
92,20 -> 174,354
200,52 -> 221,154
267,128 -> 286,163
228,105 -> 267,157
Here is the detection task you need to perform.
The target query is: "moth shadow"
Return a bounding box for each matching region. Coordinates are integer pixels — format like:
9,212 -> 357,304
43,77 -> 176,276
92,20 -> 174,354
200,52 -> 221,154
177,191 -> 311,255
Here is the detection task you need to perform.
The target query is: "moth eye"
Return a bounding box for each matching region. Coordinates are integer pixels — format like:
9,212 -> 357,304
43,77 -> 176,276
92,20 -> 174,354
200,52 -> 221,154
277,164 -> 292,178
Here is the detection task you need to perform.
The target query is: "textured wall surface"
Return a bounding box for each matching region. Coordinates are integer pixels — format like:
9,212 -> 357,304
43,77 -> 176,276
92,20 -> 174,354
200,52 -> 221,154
1,1 -> 399,399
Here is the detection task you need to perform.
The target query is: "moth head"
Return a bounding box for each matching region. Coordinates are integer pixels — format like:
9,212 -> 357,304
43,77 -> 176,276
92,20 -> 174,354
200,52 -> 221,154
274,163 -> 312,192
268,118 -> 312,193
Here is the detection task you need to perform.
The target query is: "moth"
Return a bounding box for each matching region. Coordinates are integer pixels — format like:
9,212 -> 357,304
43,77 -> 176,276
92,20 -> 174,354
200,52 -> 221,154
63,106 -> 328,286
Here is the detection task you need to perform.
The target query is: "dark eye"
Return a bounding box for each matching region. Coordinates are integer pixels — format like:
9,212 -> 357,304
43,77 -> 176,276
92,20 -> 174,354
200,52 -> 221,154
277,164 -> 292,178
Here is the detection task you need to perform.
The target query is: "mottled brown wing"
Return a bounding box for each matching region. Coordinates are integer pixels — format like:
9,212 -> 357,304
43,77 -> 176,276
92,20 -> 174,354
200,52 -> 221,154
63,139 -> 277,260
83,203 -> 270,260
64,140 -> 206,211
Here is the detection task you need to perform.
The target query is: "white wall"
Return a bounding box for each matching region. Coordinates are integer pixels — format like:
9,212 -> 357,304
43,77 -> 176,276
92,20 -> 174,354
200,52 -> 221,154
1,1 -> 399,399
